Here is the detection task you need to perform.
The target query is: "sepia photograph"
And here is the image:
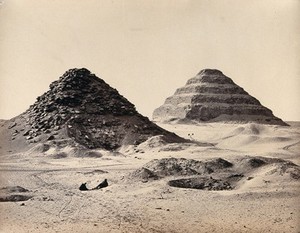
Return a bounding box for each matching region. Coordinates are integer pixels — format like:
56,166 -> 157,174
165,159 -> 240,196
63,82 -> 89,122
0,0 -> 299,232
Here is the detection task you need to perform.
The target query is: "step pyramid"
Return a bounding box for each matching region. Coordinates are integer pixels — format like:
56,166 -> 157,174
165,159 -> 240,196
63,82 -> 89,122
153,69 -> 288,126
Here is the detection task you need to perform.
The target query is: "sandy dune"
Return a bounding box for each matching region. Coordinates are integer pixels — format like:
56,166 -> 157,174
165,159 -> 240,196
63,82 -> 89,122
0,122 -> 299,233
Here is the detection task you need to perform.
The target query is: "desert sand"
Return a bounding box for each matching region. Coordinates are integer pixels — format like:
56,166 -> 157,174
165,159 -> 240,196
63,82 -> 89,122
0,122 -> 299,233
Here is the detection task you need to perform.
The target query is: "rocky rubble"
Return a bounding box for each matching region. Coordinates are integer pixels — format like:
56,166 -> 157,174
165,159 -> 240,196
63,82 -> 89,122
153,69 -> 288,126
6,68 -> 186,151
131,156 -> 300,190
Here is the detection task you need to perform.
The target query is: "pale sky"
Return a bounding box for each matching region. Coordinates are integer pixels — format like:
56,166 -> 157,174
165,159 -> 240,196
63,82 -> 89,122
0,0 -> 299,121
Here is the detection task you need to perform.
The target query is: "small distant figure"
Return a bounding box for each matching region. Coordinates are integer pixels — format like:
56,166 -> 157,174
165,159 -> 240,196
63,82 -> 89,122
79,179 -> 108,191
94,179 -> 108,190
188,133 -> 194,140
79,182 -> 89,191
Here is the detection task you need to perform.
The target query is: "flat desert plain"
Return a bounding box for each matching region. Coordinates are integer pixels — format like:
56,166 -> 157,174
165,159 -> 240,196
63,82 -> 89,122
0,122 -> 299,233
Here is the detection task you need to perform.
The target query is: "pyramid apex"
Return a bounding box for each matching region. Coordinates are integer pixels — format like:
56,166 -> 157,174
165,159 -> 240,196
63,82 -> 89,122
63,68 -> 91,76
197,69 -> 223,76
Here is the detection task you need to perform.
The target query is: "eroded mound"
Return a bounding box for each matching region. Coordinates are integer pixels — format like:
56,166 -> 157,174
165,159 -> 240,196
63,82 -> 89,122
0,186 -> 32,202
133,135 -> 213,154
266,162 -> 300,180
131,157 -> 233,182
131,156 -> 300,191
2,68 -> 186,153
0,195 -> 33,202
235,156 -> 294,171
131,167 -> 161,182
0,186 -> 29,193
168,177 -> 232,191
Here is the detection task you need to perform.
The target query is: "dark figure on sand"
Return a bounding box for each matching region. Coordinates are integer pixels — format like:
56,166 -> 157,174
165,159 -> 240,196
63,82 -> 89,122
79,182 -> 89,191
94,179 -> 108,189
79,179 -> 108,191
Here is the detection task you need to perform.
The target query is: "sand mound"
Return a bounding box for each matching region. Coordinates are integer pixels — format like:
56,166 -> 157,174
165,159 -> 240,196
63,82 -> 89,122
81,150 -> 103,158
131,156 -> 300,191
0,186 -> 32,202
27,143 -> 51,153
236,157 -> 267,170
131,157 -> 233,181
82,169 -> 108,175
26,141 -> 104,158
131,167 -> 161,182
159,141 -> 213,152
0,195 -> 33,202
243,123 -> 269,135
122,135 -> 206,155
0,186 -> 29,193
135,135 -> 198,152
137,135 -> 167,148
222,124 -> 270,140
205,157 -> 233,169
51,152 -> 68,159
283,141 -> 300,153
158,144 -> 189,152
265,162 -> 300,180
235,156 -> 291,171
217,123 -> 296,152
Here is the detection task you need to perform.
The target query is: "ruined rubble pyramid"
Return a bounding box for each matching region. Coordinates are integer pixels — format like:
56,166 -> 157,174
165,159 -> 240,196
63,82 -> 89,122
153,69 -> 288,126
6,68 -> 185,151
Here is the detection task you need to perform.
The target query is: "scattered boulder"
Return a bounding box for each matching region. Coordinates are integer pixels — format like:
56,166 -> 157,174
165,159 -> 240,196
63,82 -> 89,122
47,135 -> 55,141
8,122 -> 17,129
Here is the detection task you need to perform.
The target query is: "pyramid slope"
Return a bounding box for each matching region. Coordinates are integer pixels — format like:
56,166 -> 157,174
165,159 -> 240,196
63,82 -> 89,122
153,69 -> 288,126
0,68 -> 186,153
